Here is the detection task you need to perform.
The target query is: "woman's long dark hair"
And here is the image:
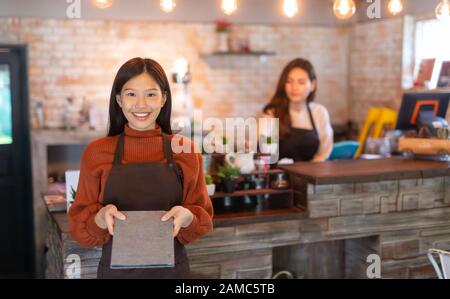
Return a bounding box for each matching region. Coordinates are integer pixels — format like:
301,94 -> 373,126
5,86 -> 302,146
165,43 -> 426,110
263,58 -> 317,139
107,57 -> 173,136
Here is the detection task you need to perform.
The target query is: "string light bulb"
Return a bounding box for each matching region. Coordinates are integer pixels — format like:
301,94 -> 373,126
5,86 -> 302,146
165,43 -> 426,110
283,0 -> 299,18
333,0 -> 356,20
388,0 -> 403,15
90,0 -> 113,9
160,0 -> 176,13
221,0 -> 238,15
436,0 -> 450,21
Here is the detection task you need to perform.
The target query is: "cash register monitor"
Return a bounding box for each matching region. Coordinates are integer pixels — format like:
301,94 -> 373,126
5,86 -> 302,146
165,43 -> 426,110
395,92 -> 450,133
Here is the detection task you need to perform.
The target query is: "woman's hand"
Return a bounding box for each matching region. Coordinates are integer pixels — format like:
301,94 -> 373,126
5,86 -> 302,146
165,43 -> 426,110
161,206 -> 194,237
95,204 -> 126,236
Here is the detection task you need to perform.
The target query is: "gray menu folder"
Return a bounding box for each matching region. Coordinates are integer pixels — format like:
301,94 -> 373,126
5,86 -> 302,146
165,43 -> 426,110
110,211 -> 174,269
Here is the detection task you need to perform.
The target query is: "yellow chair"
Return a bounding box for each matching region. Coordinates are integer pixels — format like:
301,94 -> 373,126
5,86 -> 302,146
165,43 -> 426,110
355,107 -> 398,158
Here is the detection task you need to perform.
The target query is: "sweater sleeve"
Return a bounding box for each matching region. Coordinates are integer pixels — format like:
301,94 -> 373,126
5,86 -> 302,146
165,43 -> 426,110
173,136 -> 214,245
68,143 -> 111,248
312,106 -> 334,162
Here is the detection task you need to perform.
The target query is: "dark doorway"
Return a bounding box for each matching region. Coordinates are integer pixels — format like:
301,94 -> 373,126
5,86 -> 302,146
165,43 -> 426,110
0,45 -> 34,277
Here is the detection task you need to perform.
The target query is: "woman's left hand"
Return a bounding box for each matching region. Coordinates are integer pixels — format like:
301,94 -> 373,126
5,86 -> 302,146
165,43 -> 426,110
161,206 -> 194,237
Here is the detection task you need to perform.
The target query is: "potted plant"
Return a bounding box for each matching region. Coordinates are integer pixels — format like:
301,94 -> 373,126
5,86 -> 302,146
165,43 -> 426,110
205,173 -> 216,196
215,19 -> 232,52
217,163 -> 240,193
70,186 -> 77,200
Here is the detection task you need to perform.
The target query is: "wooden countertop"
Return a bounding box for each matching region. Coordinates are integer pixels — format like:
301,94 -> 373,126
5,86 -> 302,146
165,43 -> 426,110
279,157 -> 450,185
50,206 -> 308,236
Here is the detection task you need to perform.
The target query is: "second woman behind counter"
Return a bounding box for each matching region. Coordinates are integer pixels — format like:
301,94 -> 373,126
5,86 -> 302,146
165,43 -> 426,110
261,58 -> 334,162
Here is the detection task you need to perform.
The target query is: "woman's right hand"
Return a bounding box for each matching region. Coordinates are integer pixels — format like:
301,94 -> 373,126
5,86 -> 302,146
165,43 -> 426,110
94,204 -> 126,236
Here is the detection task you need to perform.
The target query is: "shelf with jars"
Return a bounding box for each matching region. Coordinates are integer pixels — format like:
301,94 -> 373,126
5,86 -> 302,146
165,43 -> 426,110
203,153 -> 303,222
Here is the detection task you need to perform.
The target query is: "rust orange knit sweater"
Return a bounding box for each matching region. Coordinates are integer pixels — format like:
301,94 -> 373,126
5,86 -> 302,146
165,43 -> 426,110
68,123 -> 214,248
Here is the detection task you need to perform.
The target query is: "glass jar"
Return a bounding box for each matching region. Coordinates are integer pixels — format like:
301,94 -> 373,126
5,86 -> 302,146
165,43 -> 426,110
271,173 -> 289,190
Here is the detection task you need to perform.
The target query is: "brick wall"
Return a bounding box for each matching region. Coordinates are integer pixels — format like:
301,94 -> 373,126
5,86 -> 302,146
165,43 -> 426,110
349,17 -> 405,126
0,17 -> 350,129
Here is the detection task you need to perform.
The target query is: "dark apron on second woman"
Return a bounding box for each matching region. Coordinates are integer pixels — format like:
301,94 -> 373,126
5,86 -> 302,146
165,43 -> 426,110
97,131 -> 189,279
279,104 -> 320,162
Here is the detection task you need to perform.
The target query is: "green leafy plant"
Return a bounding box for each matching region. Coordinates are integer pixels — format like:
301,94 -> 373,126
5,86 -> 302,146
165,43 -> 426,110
70,186 -> 77,200
205,173 -> 214,185
216,163 -> 240,180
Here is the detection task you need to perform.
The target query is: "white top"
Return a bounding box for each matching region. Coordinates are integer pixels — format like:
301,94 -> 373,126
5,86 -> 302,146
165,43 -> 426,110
259,102 -> 334,162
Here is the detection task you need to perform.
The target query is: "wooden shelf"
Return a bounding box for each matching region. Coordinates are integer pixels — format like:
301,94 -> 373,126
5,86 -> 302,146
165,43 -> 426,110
211,188 -> 292,199
32,129 -> 106,145
240,169 -> 285,176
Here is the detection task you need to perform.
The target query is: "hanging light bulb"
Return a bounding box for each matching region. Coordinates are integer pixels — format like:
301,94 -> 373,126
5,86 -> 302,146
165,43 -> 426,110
160,0 -> 176,13
90,0 -> 113,9
388,0 -> 403,15
283,0 -> 299,18
333,0 -> 356,20
436,0 -> 450,21
221,0 -> 238,15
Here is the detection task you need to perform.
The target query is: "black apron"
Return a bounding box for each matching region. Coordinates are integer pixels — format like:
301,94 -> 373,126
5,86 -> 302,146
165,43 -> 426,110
279,104 -> 320,162
97,131 -> 189,279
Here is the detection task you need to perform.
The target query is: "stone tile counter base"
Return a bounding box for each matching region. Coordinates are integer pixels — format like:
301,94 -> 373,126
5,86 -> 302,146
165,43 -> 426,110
46,158 -> 450,279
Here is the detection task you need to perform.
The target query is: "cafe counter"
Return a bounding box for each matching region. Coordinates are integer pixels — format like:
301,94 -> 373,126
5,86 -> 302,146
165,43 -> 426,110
45,157 -> 450,279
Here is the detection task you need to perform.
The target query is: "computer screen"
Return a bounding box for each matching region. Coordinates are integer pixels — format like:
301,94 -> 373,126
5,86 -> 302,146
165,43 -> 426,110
396,92 -> 450,131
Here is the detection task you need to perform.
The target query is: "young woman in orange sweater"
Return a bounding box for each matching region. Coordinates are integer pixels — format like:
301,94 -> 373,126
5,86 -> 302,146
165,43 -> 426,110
68,57 -> 214,279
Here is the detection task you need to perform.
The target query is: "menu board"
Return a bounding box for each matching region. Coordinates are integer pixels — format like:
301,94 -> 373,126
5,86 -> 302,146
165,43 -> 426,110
111,211 -> 175,269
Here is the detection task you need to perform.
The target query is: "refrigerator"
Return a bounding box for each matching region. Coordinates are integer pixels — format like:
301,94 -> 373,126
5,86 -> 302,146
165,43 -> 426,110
0,45 -> 34,277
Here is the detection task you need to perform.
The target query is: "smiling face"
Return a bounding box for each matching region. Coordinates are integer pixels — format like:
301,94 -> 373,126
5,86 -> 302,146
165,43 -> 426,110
116,72 -> 167,131
285,67 -> 316,104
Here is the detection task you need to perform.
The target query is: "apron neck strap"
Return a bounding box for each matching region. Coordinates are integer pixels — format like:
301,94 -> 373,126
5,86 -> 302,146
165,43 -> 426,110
306,103 -> 318,133
112,132 -> 174,166
113,133 -> 125,166
162,133 -> 174,166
